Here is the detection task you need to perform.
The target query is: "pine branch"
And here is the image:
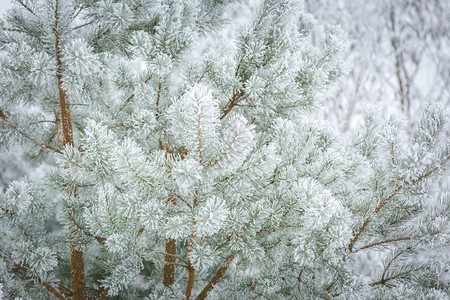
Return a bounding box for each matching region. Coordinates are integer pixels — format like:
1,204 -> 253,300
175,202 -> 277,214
160,142 -> 178,288
326,282 -> 335,292
69,248 -> 86,300
16,0 -> 36,16
369,246 -> 414,287
185,264 -> 196,300
66,209 -> 105,245
0,250 -> 67,299
220,88 -> 248,120
177,196 -> 193,210
156,82 -> 162,120
216,211 -> 261,251
196,101 -> 204,165
290,133 -> 311,166
123,154 -> 155,187
71,5 -> 83,20
72,21 -> 94,31
390,141 -> 396,165
215,159 -> 264,185
163,232 -> 177,286
138,253 -> 188,269
369,276 -> 400,287
348,185 -> 403,252
104,193 -> 118,233
14,262 -> 66,300
54,5 -> 73,148
411,166 -> 441,184
99,287 -> 110,300
214,234 -> 232,251
205,125 -> 242,167
147,248 -> 188,265
355,237 -> 412,252
0,109 -> 63,154
263,67 -> 287,90
115,74 -> 153,115
163,240 -> 176,286
381,246 -> 412,282
195,254 -> 235,300
1,27 -> 25,33
348,164 -> 442,252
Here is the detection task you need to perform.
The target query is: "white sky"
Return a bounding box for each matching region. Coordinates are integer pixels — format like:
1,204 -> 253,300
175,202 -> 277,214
0,0 -> 11,14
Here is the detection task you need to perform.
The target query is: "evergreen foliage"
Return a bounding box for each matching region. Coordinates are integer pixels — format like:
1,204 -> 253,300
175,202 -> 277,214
0,0 -> 449,299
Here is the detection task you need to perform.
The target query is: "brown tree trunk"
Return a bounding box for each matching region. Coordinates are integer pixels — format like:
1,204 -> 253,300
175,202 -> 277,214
70,248 -> 87,300
184,265 -> 195,300
163,238 -> 176,286
163,195 -> 177,287
54,0 -> 86,298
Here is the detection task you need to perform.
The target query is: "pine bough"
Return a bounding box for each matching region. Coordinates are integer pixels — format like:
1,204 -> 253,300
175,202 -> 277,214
0,0 -> 449,299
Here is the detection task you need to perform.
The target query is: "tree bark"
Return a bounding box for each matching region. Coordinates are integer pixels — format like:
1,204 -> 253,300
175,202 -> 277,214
163,195 -> 177,287
54,0 -> 86,298
184,190 -> 198,299
184,265 -> 195,300
163,238 -> 176,286
70,248 -> 87,300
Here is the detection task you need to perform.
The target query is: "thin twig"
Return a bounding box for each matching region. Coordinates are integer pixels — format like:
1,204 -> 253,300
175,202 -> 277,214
72,5 -> 83,20
17,0 -> 36,15
348,185 -> 403,252
1,27 -> 25,33
72,21 -> 93,31
348,165 -> 442,252
355,237 -> 412,252
220,88 -> 247,120
116,74 -> 153,115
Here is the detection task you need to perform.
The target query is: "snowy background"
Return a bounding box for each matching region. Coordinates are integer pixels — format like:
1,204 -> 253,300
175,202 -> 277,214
0,0 -> 11,13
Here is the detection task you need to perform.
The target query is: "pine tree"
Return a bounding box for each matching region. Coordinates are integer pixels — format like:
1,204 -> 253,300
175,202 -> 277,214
0,0 -> 449,299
